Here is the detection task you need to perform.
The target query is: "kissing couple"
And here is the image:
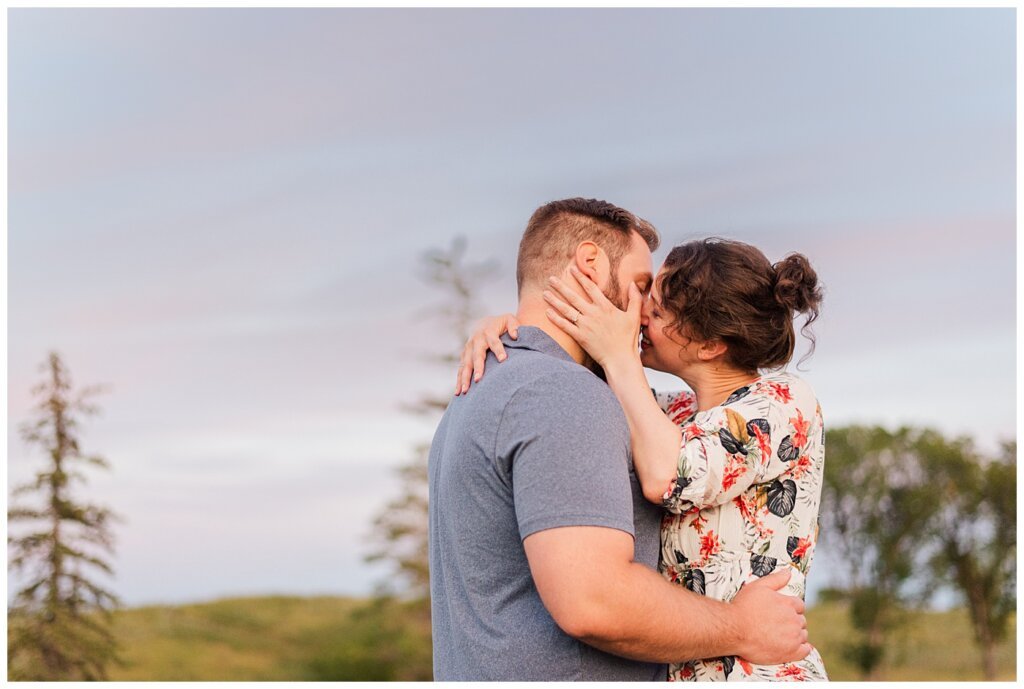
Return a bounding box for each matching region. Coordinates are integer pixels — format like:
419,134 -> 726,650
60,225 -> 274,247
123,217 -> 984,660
428,198 -> 828,681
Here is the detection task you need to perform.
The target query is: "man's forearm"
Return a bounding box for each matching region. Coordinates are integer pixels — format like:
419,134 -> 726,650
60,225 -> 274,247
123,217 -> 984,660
575,560 -> 743,663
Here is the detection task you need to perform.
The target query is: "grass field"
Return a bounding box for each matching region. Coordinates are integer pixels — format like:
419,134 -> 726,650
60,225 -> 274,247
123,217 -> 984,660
93,596 -> 1014,681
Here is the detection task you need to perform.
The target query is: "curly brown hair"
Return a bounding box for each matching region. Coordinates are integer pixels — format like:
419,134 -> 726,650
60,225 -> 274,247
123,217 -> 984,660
656,238 -> 823,371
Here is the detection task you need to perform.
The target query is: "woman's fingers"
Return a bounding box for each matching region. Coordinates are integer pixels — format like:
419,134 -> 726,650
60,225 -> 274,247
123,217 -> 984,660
569,265 -> 609,306
485,331 -> 507,363
455,313 -> 518,395
547,274 -> 591,313
471,336 -> 489,383
626,282 -> 642,318
545,308 -> 580,337
542,289 -> 580,324
456,346 -> 472,395
462,341 -> 479,394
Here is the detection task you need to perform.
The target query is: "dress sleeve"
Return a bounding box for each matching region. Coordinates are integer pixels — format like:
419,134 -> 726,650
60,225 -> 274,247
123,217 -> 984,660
652,389 -> 698,425
661,377 -> 815,514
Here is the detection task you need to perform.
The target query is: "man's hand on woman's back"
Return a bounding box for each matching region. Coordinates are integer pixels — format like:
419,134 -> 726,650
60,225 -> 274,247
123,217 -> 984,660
730,569 -> 811,665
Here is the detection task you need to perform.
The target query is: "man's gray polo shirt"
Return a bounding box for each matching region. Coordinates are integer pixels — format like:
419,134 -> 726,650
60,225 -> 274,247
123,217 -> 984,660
428,326 -> 664,681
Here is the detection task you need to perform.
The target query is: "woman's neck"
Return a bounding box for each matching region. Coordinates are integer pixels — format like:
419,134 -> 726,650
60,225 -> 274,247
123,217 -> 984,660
680,364 -> 761,411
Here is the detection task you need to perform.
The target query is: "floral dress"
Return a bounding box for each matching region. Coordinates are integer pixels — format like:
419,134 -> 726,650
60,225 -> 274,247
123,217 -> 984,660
654,371 -> 829,682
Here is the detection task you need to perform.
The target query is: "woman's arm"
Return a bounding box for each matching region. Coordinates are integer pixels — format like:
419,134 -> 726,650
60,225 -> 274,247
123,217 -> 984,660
454,313 -> 521,395
601,356 -> 689,504
541,268 -> 688,504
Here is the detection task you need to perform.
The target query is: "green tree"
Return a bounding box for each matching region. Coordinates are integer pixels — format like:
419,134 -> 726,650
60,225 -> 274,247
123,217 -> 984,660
819,426 -> 940,679
358,237 -> 496,680
921,434 -> 1016,680
7,352 -> 123,680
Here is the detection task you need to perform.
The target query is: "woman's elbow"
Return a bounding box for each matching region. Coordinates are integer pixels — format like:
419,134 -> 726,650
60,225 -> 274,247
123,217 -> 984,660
641,474 -> 675,506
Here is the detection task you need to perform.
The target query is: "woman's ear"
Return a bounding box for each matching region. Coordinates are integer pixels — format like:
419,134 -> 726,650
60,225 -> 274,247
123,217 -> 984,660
697,339 -> 729,362
573,241 -> 605,284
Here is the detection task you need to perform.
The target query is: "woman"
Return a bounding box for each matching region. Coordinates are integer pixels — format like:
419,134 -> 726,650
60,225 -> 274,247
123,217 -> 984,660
457,238 -> 828,681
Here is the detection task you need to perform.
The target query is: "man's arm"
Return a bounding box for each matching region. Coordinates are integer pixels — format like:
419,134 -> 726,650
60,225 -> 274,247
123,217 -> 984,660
524,525 -> 811,664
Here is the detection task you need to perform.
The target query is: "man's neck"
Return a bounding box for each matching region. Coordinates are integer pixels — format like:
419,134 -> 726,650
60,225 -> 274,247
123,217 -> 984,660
515,299 -> 589,366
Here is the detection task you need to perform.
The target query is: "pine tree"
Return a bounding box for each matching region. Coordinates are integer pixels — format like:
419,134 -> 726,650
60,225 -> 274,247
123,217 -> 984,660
365,236 -> 497,599
353,238 -> 495,680
7,352 -> 123,680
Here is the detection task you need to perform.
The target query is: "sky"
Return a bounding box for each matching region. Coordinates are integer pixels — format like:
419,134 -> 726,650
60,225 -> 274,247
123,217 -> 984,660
6,8 -> 1016,606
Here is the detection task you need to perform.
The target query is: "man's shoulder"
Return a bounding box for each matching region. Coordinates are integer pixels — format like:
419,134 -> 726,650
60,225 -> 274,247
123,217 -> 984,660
497,357 -> 625,434
504,355 -> 616,403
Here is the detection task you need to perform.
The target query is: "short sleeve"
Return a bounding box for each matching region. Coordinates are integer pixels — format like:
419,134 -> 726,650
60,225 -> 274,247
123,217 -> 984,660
661,374 -> 818,514
497,371 -> 635,541
653,389 -> 698,424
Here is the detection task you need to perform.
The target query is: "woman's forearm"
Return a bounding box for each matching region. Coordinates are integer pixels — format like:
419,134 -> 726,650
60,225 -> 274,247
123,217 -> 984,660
602,355 -> 682,504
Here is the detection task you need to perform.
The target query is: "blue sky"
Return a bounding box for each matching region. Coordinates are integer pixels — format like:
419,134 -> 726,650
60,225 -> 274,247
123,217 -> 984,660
7,8 -> 1016,605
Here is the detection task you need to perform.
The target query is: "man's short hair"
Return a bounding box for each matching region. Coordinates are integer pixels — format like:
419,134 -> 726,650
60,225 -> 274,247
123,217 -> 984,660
516,198 -> 660,295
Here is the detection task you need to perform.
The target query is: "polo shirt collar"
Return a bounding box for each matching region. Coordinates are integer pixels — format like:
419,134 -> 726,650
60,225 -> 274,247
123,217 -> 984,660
501,326 -> 575,364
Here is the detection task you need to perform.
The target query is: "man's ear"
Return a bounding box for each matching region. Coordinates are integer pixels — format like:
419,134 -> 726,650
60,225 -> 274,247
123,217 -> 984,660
697,339 -> 729,362
573,241 -> 606,284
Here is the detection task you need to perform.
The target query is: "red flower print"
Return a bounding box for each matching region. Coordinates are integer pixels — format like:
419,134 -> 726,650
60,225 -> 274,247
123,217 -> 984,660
682,422 -> 702,442
680,664 -> 694,679
749,423 -> 772,463
763,381 -> 793,403
690,511 -> 707,535
733,494 -> 773,539
776,664 -> 805,679
738,658 -> 753,675
700,530 -> 721,560
789,453 -> 813,480
790,537 -> 812,562
721,458 -> 748,492
789,409 -> 810,449
668,395 -> 697,424
734,494 -> 753,522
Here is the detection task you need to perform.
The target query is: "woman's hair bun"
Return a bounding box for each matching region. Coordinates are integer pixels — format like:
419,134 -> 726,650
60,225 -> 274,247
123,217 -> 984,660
773,253 -> 822,315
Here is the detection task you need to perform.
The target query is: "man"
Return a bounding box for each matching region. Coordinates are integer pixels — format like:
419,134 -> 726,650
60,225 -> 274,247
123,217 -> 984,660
428,198 -> 810,680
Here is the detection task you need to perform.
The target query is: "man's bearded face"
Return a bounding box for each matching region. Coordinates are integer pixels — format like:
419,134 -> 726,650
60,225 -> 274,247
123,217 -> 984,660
604,268 -> 627,311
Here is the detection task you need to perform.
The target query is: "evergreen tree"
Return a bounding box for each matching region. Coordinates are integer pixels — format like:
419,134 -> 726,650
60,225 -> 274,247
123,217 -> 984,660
355,238 -> 495,680
7,352 -> 123,680
365,236 -> 496,599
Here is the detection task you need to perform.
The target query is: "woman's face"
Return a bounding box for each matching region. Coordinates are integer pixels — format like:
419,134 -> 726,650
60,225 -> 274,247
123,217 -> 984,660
639,266 -> 699,375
